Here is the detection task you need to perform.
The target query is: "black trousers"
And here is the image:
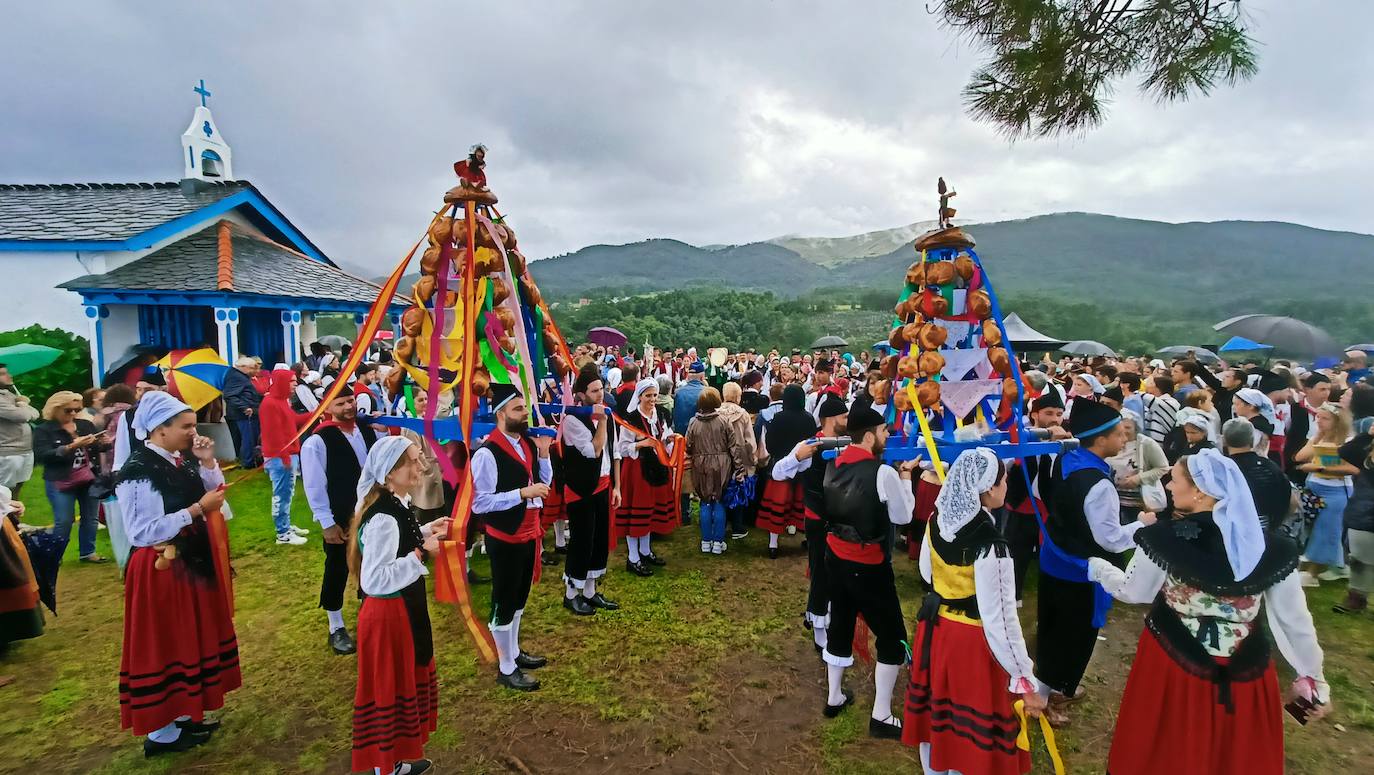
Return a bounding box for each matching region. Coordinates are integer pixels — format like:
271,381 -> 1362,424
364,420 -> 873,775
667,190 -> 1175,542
824,550 -> 907,666
488,538 -> 536,628
1000,511 -> 1040,601
564,489 -> 610,586
805,518 -> 830,620
319,531 -> 356,611
1034,573 -> 1100,695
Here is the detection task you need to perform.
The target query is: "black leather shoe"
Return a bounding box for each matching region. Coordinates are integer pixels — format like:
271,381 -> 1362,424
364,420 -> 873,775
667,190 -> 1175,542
643,552 -> 667,567
516,650 -> 548,670
823,689 -> 853,718
397,759 -> 433,775
144,730 -> 211,757
467,569 -> 488,584
541,554 -> 559,566
175,717 -> 220,735
626,560 -> 653,577
564,596 -> 596,616
769,547 -> 779,560
587,593 -> 620,610
497,667 -> 541,691
868,716 -> 903,739
554,545 -> 568,555
329,627 -> 356,655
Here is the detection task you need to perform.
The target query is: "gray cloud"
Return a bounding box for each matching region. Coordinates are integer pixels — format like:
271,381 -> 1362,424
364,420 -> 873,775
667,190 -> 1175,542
2,0 -> 1370,277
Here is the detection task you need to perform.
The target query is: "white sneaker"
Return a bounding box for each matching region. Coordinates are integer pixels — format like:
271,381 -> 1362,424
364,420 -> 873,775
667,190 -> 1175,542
276,532 -> 307,546
701,541 -> 711,553
786,525 -> 797,536
711,541 -> 724,555
1298,571 -> 1320,588
289,525 -> 310,537
1318,566 -> 1351,582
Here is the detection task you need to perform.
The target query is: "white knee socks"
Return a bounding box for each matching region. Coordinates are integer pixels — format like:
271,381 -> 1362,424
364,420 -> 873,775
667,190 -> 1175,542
493,626 -> 517,675
326,608 -> 345,633
554,520 -> 567,548
627,537 -> 641,563
769,533 -> 780,549
826,663 -> 846,706
873,662 -> 902,726
512,609 -> 524,656
638,534 -> 651,558
813,625 -> 828,650
583,578 -> 597,599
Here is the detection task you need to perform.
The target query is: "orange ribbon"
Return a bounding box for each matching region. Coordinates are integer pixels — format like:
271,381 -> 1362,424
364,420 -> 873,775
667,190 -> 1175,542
206,508 -> 234,619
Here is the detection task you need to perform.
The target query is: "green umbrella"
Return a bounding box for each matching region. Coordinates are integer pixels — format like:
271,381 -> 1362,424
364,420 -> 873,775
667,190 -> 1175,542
0,343 -> 62,376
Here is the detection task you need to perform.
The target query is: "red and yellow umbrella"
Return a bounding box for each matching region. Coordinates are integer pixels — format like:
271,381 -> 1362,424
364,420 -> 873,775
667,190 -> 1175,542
156,348 -> 230,411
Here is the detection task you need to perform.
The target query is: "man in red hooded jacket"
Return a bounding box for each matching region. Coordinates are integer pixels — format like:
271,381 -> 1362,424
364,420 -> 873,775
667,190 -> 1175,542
260,368 -> 312,546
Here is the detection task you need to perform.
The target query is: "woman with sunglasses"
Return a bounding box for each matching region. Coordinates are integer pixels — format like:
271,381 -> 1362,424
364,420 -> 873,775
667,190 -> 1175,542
32,391 -> 110,563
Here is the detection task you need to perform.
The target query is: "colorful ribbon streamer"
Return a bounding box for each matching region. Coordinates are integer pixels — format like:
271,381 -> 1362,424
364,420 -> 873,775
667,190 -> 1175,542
1014,699 -> 1066,774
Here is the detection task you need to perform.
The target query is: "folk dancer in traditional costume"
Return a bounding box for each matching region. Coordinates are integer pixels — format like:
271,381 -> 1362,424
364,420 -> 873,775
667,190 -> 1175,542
818,404 -> 916,739
302,392 -> 379,655
771,393 -> 848,652
757,385 -> 818,558
1090,448 -> 1329,775
557,366 -> 622,615
1034,400 -> 1155,725
115,393 -> 239,757
1003,391 -> 1069,602
0,485 -> 43,653
903,448 -> 1046,775
471,384 -> 553,691
614,378 -> 678,576
350,436 -> 450,775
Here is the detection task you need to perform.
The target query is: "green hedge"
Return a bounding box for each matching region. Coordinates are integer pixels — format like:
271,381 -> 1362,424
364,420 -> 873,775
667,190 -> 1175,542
0,325 -> 92,403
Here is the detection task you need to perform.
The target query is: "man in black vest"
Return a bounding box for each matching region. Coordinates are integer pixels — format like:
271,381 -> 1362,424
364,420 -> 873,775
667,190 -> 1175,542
1035,399 -> 1154,726
301,393 -> 378,655
558,366 -> 621,616
819,404 -> 916,740
771,393 -> 848,654
471,384 -> 553,691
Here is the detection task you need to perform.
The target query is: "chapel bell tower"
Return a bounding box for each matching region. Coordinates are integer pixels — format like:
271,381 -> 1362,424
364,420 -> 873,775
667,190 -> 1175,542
181,80 -> 234,181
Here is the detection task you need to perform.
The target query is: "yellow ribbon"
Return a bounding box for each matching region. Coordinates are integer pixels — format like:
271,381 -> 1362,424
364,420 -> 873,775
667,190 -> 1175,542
1013,700 -> 1066,775
908,381 -> 945,483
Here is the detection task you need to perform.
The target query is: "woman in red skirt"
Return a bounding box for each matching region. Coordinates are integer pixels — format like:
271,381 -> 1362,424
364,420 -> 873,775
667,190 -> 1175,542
1088,448 -> 1330,775
540,444 -> 567,566
904,448 -> 1045,775
757,385 -> 815,556
614,378 -> 678,576
350,435 -> 451,775
115,392 -> 239,758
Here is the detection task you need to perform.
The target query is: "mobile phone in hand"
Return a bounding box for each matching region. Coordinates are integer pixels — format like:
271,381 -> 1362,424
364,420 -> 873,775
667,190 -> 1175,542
1284,695 -> 1315,725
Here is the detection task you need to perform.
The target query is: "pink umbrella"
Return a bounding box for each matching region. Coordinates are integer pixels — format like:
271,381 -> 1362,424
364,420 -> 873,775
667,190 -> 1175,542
588,327 -> 627,347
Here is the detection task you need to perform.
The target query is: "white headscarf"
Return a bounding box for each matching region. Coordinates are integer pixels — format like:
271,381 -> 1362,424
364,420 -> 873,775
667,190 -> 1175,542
627,378 -> 659,420
131,392 -> 192,440
1185,448 -> 1265,580
1076,373 -> 1105,395
1179,409 -> 1216,441
933,447 -> 1001,542
1120,408 -> 1144,431
1235,388 -> 1277,426
356,435 -> 415,503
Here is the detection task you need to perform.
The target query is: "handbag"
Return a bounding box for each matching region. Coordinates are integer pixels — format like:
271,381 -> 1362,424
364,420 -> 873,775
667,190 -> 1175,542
55,460 -> 95,492
1135,441 -> 1168,511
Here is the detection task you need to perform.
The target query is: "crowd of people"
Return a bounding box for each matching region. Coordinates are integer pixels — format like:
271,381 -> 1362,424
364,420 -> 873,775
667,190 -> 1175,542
0,335 -> 1367,774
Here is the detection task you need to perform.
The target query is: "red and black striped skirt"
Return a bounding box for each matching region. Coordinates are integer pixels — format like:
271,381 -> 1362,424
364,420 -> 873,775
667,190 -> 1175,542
352,596 -> 438,772
614,463 -> 677,538
119,547 -> 242,735
756,478 -> 804,535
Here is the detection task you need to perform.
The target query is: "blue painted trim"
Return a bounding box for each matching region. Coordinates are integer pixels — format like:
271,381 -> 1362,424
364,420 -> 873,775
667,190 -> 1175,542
69,289 -> 405,314
0,188 -> 331,264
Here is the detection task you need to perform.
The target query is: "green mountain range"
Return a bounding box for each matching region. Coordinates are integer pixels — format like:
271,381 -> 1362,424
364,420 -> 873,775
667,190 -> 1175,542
527,213 -> 1374,316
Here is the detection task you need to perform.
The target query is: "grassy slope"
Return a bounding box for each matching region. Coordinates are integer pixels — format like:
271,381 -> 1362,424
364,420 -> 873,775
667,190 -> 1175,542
0,468 -> 1371,774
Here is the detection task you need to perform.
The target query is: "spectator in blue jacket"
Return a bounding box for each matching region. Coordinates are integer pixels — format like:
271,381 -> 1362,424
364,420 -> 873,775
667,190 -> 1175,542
223,356 -> 263,468
673,361 -> 707,525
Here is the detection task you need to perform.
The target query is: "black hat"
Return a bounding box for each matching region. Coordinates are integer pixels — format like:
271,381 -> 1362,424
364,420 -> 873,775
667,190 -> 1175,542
1031,390 -> 1063,412
815,357 -> 835,373
791,348 -> 802,355
846,404 -> 886,437
573,364 -> 602,394
1255,370 -> 1290,394
1067,400 -> 1121,441
1102,385 -> 1125,404
818,394 -> 849,419
489,383 -> 523,412
867,359 -> 883,373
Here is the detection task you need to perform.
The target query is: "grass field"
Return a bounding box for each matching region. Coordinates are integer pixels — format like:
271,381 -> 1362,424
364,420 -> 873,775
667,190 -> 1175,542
0,466 -> 1371,774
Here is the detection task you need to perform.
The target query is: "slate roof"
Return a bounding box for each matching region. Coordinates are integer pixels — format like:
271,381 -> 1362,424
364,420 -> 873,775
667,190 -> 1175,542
0,181 -> 252,241
60,222 -> 388,306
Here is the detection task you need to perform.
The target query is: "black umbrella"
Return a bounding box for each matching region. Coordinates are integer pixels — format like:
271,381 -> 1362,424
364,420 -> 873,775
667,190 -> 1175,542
1157,346 -> 1220,364
1213,315 -> 1340,359
21,528 -> 64,614
101,344 -> 169,388
1059,340 -> 1116,357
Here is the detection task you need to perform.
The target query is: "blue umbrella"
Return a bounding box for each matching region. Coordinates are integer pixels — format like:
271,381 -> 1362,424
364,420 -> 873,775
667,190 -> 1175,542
21,528 -> 64,613
1219,335 -> 1272,353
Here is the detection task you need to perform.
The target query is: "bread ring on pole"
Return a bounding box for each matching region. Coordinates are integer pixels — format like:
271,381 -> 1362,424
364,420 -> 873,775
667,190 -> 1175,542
954,254 -> 976,281
925,260 -> 955,287
967,289 -> 992,319
918,323 -> 948,351
904,261 -> 926,287
428,216 -> 454,246
981,318 -> 1002,347
917,380 -> 942,409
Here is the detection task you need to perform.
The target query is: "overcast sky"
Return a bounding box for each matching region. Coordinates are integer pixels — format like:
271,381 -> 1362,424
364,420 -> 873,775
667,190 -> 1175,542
2,1 -> 1370,275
